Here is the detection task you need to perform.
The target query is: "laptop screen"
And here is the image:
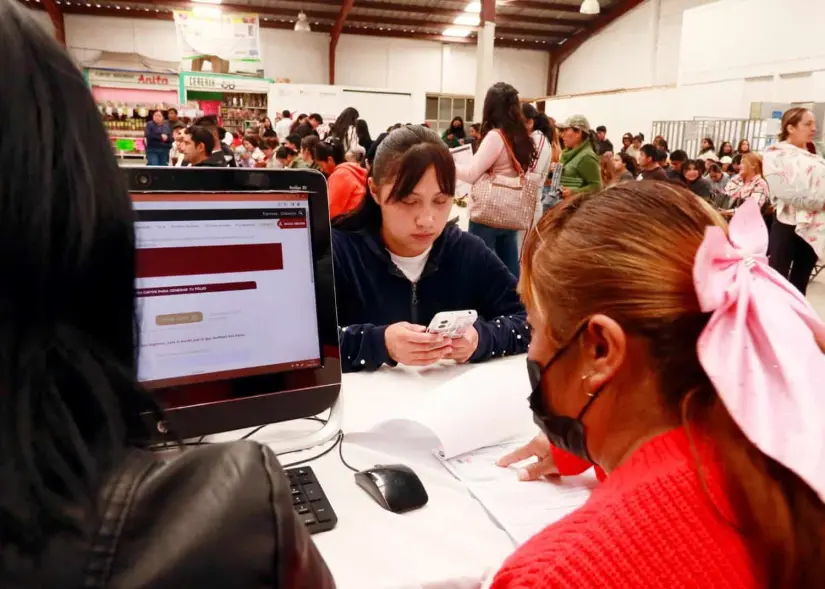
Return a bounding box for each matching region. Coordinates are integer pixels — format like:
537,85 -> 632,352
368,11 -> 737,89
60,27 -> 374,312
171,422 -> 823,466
133,192 -> 321,388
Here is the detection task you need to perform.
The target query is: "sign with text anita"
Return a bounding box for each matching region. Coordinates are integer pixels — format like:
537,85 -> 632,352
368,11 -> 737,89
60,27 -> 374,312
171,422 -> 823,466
173,10 -> 262,62
88,69 -> 179,91
184,74 -> 270,94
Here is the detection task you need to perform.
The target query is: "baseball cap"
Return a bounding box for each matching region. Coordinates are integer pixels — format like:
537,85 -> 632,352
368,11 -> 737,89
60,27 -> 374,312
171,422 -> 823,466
556,115 -> 592,134
720,155 -> 733,164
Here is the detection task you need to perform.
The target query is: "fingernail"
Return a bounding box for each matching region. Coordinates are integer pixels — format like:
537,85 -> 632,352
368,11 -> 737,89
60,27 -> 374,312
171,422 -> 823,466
517,469 -> 529,481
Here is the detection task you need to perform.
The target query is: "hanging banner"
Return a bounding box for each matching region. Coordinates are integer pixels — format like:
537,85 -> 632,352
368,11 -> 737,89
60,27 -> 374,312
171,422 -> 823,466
173,10 -> 262,62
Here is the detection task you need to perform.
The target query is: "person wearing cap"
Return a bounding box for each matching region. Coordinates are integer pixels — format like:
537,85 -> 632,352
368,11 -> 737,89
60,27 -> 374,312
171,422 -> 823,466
557,115 -> 602,199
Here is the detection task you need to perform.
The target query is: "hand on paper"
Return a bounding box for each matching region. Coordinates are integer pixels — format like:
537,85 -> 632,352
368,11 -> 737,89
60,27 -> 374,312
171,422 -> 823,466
385,322 -> 452,367
445,326 -> 479,364
496,433 -> 558,481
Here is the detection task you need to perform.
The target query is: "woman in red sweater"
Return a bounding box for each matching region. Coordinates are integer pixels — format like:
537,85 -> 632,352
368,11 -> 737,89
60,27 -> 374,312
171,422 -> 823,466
490,182 -> 825,588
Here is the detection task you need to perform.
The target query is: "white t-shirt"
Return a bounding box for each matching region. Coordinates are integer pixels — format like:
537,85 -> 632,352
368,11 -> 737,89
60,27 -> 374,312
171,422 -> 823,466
389,248 -> 431,283
275,117 -> 293,141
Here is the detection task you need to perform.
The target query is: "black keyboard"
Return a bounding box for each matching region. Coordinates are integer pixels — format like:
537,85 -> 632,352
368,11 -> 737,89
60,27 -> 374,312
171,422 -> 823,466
286,466 -> 338,534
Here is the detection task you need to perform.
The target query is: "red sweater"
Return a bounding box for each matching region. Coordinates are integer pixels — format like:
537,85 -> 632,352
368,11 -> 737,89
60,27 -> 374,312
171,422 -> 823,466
328,163 -> 367,219
490,428 -> 760,588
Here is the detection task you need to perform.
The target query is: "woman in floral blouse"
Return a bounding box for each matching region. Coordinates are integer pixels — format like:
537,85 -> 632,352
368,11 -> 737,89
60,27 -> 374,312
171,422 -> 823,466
721,152 -> 770,210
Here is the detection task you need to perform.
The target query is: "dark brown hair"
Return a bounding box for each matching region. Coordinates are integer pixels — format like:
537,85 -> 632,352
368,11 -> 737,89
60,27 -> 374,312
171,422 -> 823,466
779,107 -> 810,142
520,182 -> 825,587
480,82 -> 535,171
333,126 -> 455,230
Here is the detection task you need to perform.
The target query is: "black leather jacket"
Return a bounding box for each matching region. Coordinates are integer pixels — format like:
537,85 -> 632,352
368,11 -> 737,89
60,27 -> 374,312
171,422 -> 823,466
2,441 -> 336,589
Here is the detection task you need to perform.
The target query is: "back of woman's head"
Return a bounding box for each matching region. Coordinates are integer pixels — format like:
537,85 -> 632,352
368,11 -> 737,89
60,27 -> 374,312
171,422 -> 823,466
481,82 -> 535,170
521,183 -> 825,586
619,151 -> 638,176
333,125 -> 455,231
332,107 -> 360,136
599,153 -> 616,186
355,118 -> 370,138
0,1 -> 156,554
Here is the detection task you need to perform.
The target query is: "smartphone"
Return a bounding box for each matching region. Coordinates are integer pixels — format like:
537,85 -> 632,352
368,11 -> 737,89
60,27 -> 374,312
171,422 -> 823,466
426,310 -> 478,339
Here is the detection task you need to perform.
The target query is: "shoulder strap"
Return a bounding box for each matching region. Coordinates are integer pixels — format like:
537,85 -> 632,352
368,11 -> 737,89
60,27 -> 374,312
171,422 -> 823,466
494,130 -> 525,176
530,134 -> 547,173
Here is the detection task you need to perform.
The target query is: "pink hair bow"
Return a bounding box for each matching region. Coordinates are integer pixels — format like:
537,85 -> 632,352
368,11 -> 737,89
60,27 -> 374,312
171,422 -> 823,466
694,198 -> 825,503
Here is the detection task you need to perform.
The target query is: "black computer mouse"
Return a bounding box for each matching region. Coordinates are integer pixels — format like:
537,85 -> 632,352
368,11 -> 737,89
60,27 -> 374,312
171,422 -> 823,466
354,464 -> 429,513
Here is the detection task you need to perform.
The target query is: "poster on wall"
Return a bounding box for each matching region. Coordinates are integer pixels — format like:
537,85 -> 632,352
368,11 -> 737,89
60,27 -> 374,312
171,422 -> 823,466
173,10 -> 261,62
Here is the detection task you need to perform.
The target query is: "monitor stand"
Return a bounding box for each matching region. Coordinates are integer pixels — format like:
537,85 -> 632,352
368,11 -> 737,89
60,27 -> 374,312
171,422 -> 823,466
266,396 -> 343,455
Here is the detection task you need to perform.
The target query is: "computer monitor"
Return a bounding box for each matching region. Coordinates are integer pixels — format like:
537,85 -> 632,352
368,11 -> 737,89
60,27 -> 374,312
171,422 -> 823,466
125,167 -> 341,440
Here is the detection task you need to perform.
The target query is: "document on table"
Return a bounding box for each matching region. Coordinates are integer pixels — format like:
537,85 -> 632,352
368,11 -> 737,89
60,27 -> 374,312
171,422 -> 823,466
437,439 -> 597,545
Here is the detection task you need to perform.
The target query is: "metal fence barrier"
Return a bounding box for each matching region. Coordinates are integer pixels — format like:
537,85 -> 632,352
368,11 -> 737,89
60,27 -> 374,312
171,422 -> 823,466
651,119 -> 775,158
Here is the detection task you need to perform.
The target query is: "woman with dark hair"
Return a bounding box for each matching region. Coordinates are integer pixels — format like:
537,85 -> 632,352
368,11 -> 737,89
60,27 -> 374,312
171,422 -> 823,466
442,116 -> 466,149
737,139 -> 751,155
491,183 -> 825,588
330,106 -> 360,152
697,137 -> 717,161
456,82 -> 536,277
276,145 -> 309,169
144,110 -> 171,166
522,104 -> 554,215
763,107 -> 825,295
332,126 -> 529,373
680,159 -> 714,201
355,118 -> 372,153
614,151 -> 638,182
718,140 -> 734,159
260,116 -> 277,138
0,4 -> 334,586
289,113 -> 308,135
620,132 -> 633,154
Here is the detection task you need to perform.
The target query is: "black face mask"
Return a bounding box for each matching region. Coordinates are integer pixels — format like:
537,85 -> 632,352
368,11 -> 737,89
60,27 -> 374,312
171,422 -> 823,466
527,323 -> 605,463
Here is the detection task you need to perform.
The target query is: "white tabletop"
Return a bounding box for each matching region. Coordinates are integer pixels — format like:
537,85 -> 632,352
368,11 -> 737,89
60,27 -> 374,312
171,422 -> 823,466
248,358 -> 529,589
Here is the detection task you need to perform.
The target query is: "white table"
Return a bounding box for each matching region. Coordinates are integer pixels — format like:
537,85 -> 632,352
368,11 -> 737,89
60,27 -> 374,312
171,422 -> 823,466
247,358 -> 529,589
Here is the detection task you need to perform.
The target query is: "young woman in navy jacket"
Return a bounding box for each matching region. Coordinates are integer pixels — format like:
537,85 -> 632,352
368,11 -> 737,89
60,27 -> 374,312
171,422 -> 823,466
332,125 -> 530,373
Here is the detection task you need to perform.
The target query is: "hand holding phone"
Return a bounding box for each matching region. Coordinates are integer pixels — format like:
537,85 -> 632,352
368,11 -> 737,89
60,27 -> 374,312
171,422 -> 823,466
426,310 -> 478,339
385,322 -> 452,367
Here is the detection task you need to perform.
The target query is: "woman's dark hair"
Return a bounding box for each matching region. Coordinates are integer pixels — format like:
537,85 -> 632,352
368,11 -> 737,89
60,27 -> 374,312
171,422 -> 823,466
737,139 -> 750,154
480,82 -> 535,170
334,126 -> 455,231
654,137 -> 669,152
618,151 -> 639,177
289,114 -> 307,134
313,138 -> 345,165
0,1 -> 160,555
448,116 -> 466,138
355,119 -> 372,144
701,137 -> 715,152
522,104 -> 553,141
717,141 -> 733,158
680,159 -> 701,182
301,134 -> 320,153
331,107 -> 360,140
243,135 -> 260,149
276,146 -> 297,160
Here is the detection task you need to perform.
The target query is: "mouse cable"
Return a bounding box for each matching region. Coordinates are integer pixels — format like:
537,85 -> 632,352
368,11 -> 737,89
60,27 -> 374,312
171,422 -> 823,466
280,430 -> 344,468
337,432 -> 360,473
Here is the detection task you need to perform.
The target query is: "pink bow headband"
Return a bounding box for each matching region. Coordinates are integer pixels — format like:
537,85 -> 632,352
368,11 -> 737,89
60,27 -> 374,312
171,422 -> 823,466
694,199 -> 825,503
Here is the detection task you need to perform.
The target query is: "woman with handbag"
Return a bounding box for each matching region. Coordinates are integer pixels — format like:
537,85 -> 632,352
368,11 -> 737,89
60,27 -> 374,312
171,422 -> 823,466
763,107 -> 825,295
457,82 -> 537,278
556,115 -> 602,200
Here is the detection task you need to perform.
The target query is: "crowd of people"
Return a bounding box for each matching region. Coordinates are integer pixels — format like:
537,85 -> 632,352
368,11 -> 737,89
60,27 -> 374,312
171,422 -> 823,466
4,2 -> 825,588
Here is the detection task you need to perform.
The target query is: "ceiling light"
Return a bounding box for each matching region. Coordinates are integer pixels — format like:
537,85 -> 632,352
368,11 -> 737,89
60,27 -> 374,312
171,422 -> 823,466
453,13 -> 480,26
192,0 -> 222,4
294,11 -> 311,32
465,1 -> 480,13
580,0 -> 600,15
442,27 -> 472,38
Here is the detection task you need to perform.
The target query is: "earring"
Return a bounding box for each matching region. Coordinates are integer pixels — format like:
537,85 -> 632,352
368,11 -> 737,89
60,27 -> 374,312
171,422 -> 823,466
581,373 -> 595,396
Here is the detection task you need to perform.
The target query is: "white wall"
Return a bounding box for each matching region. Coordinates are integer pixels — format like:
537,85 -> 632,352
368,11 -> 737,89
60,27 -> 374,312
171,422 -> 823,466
63,14 -> 549,104
556,0 -> 718,95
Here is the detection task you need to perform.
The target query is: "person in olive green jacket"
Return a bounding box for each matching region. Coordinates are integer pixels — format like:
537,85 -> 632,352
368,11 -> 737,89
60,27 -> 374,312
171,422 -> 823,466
557,115 -> 602,199
442,116 -> 467,149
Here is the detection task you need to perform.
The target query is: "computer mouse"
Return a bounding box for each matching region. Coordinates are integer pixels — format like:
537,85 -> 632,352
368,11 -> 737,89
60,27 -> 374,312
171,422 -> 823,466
354,464 -> 429,513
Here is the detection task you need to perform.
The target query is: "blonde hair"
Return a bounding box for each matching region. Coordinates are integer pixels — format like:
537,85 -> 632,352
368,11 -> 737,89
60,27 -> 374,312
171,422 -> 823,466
741,152 -> 763,177
779,107 -> 810,142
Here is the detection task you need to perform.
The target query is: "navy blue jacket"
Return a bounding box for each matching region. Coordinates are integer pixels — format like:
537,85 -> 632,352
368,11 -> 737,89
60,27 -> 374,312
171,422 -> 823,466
144,120 -> 171,150
332,224 -> 530,373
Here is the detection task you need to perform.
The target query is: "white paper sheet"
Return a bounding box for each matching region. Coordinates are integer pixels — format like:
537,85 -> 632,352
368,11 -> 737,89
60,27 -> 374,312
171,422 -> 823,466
371,359 -> 534,459
451,144 -> 474,198
438,439 -> 597,545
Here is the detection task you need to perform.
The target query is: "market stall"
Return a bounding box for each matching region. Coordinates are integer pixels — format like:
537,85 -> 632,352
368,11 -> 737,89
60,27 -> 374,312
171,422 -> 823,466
181,72 -> 273,135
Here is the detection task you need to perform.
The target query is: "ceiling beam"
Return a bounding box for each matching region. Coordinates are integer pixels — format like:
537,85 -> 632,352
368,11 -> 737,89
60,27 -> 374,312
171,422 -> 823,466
41,0 -> 66,45
504,1 -> 584,13
329,0 -> 355,84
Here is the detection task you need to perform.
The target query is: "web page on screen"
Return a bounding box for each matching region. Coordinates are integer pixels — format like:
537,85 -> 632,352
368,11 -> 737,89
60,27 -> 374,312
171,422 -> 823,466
133,193 -> 321,388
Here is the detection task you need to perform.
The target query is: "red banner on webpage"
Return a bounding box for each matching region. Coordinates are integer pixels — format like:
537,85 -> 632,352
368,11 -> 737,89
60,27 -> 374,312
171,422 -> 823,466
137,281 -> 257,297
136,244 -> 283,278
